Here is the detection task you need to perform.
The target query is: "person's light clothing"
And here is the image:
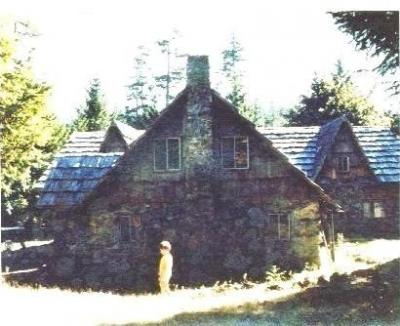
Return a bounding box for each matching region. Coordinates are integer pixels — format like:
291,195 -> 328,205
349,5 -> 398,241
159,252 -> 173,293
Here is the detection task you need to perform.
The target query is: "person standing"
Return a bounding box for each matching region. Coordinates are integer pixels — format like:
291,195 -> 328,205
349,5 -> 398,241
158,240 -> 173,293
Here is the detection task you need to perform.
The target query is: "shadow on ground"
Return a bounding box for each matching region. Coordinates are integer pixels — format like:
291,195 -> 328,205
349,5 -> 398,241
1,242 -> 54,273
138,259 -> 400,326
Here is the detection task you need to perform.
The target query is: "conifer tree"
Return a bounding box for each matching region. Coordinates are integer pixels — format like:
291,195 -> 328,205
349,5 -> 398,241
222,35 -> 264,126
0,22 -> 67,223
118,46 -> 159,129
72,78 -> 109,131
154,31 -> 185,108
285,61 -> 388,126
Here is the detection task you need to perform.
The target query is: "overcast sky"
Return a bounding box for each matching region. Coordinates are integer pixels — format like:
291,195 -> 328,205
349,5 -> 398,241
2,0 -> 398,122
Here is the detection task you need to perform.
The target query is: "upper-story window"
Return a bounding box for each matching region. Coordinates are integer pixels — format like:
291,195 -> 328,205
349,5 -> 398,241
337,156 -> 350,172
222,136 -> 249,169
154,138 -> 181,171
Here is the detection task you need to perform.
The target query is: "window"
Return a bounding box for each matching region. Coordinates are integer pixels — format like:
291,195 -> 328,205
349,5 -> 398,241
374,202 -> 386,218
119,217 -> 132,242
154,138 -> 181,171
269,213 -> 290,240
222,136 -> 249,169
338,156 -> 350,172
362,202 -> 386,218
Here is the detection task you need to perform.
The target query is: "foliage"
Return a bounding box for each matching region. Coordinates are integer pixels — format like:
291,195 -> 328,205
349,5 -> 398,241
285,61 -> 387,126
154,31 -> 185,108
0,25 -> 68,223
265,265 -> 292,290
118,46 -> 159,129
72,78 -> 109,131
222,36 -> 265,126
385,111 -> 400,135
330,11 -> 399,94
264,108 -> 288,127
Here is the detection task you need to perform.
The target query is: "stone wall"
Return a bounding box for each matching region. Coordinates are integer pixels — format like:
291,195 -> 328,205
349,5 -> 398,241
39,56 -> 329,292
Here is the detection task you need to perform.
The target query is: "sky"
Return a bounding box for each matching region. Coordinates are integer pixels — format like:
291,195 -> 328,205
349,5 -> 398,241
2,0 -> 399,123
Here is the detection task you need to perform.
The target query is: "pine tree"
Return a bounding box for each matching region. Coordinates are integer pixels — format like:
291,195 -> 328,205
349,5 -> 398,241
330,11 -> 399,94
118,46 -> 159,129
222,35 -> 264,126
72,78 -> 109,131
285,61 -> 388,126
0,22 -> 68,223
154,31 -> 185,108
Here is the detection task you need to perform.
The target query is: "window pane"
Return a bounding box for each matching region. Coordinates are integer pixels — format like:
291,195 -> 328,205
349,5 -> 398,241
363,202 -> 372,218
222,138 -> 234,168
235,137 -> 249,168
120,217 -> 131,242
154,139 -> 166,170
374,202 -> 385,218
338,157 -> 349,172
269,214 -> 279,238
280,215 -> 290,239
167,138 -> 180,170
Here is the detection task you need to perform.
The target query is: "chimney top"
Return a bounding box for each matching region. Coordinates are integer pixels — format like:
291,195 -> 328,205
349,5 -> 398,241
186,56 -> 210,88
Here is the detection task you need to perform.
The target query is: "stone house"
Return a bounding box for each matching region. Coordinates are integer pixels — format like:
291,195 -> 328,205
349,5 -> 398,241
261,118 -> 400,237
38,56 -> 400,291
37,56 -> 339,291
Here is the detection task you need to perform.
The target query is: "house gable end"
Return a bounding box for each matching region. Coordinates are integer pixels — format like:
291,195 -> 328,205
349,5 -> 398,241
316,120 -> 376,184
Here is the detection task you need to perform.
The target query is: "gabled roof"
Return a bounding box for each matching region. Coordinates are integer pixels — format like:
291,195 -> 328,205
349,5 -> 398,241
113,121 -> 145,144
258,117 -> 400,183
81,88 -> 337,211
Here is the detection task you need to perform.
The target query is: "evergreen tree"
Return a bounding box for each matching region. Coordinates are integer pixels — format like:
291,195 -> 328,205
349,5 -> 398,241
285,61 -> 388,126
0,23 -> 67,224
118,46 -> 159,129
330,11 -> 399,94
154,31 -> 185,108
222,35 -> 264,126
72,78 -> 109,131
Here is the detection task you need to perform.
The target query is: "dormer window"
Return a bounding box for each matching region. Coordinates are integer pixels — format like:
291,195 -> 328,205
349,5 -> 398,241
222,136 -> 249,169
338,156 -> 350,172
154,138 -> 181,171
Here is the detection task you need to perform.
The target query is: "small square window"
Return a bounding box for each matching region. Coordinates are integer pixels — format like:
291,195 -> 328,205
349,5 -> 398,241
222,136 -> 249,169
338,156 -> 350,172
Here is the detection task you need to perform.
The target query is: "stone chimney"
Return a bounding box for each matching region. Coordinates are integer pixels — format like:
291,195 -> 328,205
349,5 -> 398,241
186,56 -> 210,88
183,56 -> 214,179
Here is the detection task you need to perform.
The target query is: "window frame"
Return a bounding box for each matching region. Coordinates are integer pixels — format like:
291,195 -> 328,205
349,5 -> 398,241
362,201 -> 386,218
153,137 -> 181,172
337,156 -> 350,173
269,213 -> 291,240
118,216 -> 133,243
221,136 -> 250,170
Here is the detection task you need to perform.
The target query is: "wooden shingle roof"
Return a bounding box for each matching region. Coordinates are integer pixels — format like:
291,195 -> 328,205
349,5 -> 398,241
36,122 -> 144,209
258,117 -> 400,183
